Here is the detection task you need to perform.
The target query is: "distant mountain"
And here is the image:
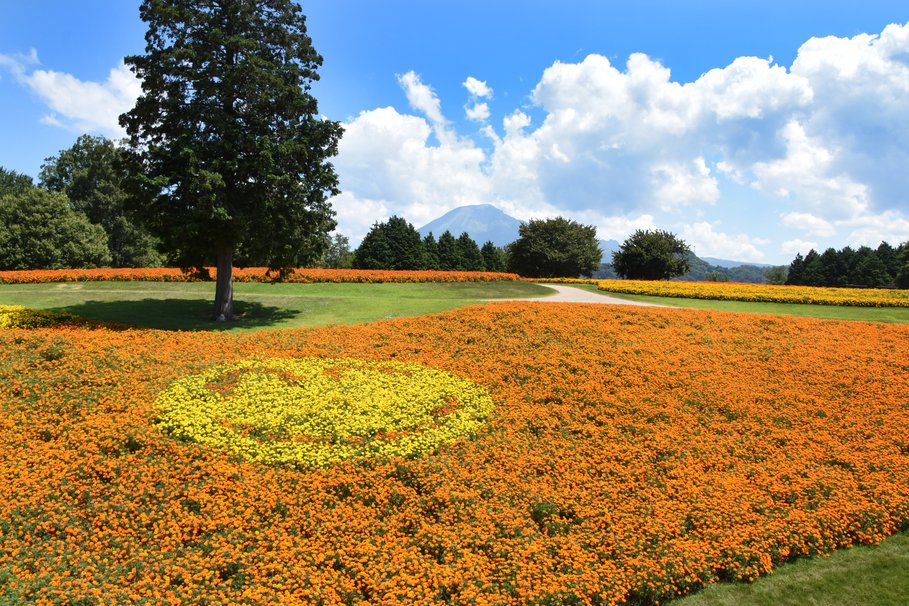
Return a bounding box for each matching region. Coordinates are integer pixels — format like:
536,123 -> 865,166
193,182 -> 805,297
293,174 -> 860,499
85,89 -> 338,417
599,239 -> 621,257
701,256 -> 773,269
417,204 -> 523,247
418,206 -> 622,265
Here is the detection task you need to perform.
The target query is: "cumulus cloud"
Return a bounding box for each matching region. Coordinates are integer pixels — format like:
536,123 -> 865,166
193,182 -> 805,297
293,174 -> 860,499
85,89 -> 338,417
463,76 -> 492,98
780,212 -> 836,237
0,51 -> 139,138
465,102 -> 490,122
838,210 -> 909,248
397,71 -> 447,130
334,106 -> 491,242
682,222 -> 769,262
781,239 -> 819,255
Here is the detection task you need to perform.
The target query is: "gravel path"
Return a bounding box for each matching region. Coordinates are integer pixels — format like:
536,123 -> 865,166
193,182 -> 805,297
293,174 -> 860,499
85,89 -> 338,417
500,283 -> 670,307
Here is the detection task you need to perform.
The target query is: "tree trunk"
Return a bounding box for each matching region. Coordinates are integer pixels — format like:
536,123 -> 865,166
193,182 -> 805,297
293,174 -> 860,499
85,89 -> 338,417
213,242 -> 234,321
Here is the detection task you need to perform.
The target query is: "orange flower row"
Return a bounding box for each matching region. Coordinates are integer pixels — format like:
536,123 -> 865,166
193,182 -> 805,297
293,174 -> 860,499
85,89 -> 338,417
1,304 -> 907,604
0,267 -> 520,284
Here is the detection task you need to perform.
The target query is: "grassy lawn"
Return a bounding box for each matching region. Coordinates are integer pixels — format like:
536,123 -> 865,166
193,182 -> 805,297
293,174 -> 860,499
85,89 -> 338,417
571,284 -> 909,323
673,531 -> 909,606
0,280 -> 553,331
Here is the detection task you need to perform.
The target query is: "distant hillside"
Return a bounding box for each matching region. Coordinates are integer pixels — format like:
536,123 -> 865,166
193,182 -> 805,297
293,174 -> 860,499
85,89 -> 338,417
595,251 -> 784,284
417,204 -> 523,247
701,256 -> 773,269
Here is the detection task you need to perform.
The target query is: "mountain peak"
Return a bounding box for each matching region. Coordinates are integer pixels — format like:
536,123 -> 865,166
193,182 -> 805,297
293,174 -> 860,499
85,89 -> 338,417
418,205 -> 523,247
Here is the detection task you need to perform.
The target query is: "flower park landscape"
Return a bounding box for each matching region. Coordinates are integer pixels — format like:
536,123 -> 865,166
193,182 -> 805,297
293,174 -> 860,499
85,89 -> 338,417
1,270 -> 908,604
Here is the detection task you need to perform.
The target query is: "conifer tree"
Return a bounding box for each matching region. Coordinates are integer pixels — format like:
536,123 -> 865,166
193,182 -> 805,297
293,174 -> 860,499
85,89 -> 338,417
120,0 -> 342,320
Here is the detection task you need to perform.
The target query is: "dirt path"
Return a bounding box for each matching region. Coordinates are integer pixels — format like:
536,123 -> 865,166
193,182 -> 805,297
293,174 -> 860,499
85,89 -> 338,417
499,283 -> 670,307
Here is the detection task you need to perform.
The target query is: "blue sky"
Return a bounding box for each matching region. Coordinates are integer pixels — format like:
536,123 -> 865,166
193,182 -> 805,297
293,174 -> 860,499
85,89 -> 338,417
2,1 -> 909,263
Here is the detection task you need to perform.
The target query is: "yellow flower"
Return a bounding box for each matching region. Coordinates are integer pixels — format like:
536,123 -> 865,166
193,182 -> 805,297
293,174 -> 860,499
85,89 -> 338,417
155,357 -> 495,468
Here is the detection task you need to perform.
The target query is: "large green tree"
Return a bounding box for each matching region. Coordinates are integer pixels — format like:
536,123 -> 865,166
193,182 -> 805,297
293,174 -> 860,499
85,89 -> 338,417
353,216 -> 425,270
0,188 -> 111,270
0,167 -> 35,197
120,0 -> 342,320
39,134 -> 163,268
611,229 -> 691,280
507,217 -> 601,278
457,232 -> 485,271
437,231 -> 464,271
896,244 -> 909,289
480,240 -> 507,273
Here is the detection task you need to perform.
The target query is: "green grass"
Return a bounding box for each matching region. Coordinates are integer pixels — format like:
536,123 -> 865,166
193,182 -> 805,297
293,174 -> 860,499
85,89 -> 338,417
0,280 -> 553,331
673,531 -> 909,606
572,284 -> 909,323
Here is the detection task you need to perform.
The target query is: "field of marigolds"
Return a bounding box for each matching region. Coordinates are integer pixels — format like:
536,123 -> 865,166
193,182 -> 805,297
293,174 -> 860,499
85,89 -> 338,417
2,288 -> 909,604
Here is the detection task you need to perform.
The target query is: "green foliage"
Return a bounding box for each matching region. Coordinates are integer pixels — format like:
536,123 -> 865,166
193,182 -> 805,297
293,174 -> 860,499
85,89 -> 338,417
320,233 -> 354,269
896,244 -> 909,289
507,217 -> 601,278
481,241 -> 507,273
763,266 -> 788,285
0,167 -> 34,197
422,233 -> 440,270
353,216 -> 425,269
704,272 -> 729,282
39,134 -> 163,268
120,0 -> 342,317
0,189 -> 111,270
457,232 -> 486,271
437,230 -> 464,271
352,223 -> 491,272
611,229 -> 691,280
787,242 -> 906,288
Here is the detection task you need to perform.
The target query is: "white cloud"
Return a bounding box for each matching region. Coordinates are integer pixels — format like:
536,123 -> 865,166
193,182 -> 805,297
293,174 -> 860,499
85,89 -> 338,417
333,106 -> 492,243
397,71 -> 447,129
328,191 -> 391,245
465,102 -> 490,122
750,120 -> 871,218
0,51 -> 139,138
682,222 -> 769,262
838,210 -> 909,248
781,239 -> 819,255
650,157 -> 719,211
463,76 -> 492,98
780,212 -> 836,237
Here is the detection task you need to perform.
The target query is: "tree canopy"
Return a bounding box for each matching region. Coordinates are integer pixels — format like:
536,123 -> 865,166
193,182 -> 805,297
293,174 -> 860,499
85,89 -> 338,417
40,135 -> 163,268
0,167 -> 34,197
611,229 -> 691,280
120,0 -> 342,320
0,188 -> 110,270
507,217 -> 601,278
787,242 -> 907,288
352,221 -> 494,272
353,216 -> 425,270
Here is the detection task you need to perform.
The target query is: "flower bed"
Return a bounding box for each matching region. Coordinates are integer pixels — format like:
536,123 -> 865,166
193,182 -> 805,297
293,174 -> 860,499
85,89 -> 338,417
0,267 -> 519,284
0,305 -> 99,329
595,279 -> 909,307
1,303 -> 907,604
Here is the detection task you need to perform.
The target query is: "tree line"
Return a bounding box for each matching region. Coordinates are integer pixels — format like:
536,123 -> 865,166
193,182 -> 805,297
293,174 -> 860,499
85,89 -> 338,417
351,215 -> 602,277
787,243 -> 909,289
0,136 -> 164,271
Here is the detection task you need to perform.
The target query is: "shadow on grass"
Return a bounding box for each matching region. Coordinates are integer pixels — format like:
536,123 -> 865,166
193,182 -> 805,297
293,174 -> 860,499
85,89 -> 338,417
56,298 -> 299,331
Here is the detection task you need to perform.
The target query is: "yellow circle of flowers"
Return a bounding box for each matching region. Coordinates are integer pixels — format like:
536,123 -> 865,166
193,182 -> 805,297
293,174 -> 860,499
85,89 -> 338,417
154,357 -> 494,468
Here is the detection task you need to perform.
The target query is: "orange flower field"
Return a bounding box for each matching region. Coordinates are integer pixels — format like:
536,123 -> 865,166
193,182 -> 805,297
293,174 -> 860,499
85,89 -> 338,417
1,302 -> 908,604
0,267 -> 519,285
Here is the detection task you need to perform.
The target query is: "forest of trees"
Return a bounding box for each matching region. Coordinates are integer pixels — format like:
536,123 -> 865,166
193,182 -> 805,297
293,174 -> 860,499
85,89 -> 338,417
352,216 -> 508,272
786,242 -> 909,289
